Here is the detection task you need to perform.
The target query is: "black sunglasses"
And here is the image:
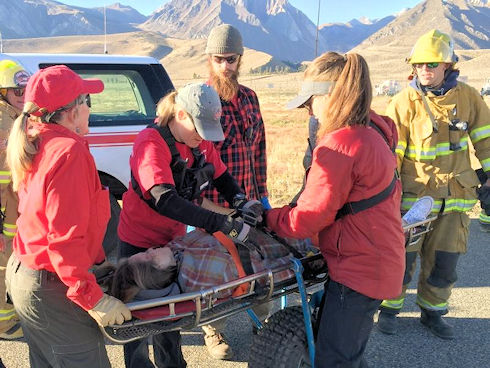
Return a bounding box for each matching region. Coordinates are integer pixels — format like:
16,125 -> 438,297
79,94 -> 91,108
213,55 -> 239,64
12,88 -> 25,97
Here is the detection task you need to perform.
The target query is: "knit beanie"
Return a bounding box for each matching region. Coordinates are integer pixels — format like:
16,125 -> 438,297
205,24 -> 244,55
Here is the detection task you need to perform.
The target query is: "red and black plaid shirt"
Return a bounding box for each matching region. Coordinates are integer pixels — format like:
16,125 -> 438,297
204,84 -> 268,206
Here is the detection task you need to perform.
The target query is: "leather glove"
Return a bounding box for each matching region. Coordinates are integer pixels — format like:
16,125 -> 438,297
233,194 -> 264,226
220,215 -> 251,242
87,293 -> 132,327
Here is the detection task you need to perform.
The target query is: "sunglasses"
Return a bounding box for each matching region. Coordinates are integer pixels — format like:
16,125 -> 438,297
79,94 -> 91,108
12,88 -> 25,97
213,55 -> 239,64
414,62 -> 440,69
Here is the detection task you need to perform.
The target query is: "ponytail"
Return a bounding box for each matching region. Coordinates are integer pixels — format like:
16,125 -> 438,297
156,91 -> 178,127
305,52 -> 372,140
6,102 -> 42,191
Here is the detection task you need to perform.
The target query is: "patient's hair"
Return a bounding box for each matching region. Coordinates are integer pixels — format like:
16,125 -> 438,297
110,258 -> 178,303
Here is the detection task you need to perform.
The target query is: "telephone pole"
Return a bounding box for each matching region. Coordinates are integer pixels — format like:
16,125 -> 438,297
315,0 -> 321,57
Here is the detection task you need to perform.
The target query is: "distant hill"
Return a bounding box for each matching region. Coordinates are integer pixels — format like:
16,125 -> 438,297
0,0 -> 146,39
1,31 -> 275,80
356,0 -> 490,50
140,0 -> 327,63
318,16 -> 395,52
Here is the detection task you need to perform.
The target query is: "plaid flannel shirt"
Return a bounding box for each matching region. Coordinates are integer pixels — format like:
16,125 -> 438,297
204,85 -> 268,206
169,230 -> 318,299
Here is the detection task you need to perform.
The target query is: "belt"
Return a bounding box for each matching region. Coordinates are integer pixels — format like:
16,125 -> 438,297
17,261 -> 60,284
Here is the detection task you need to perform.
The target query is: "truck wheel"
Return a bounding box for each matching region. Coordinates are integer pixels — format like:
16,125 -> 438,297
249,306 -> 311,368
102,193 -> 120,262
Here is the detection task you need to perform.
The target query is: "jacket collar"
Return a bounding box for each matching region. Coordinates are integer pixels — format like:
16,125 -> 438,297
409,69 -> 459,99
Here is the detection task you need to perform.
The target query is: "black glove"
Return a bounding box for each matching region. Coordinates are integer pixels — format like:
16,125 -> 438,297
477,185 -> 490,215
232,194 -> 264,226
220,215 -> 251,242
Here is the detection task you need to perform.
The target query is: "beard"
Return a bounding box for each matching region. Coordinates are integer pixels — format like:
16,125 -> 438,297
208,59 -> 241,102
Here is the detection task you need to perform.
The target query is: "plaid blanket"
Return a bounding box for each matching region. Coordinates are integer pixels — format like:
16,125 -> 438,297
168,229 -> 318,298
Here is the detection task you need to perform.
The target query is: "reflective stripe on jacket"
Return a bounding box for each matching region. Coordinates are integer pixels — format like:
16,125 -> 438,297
387,82 -> 490,213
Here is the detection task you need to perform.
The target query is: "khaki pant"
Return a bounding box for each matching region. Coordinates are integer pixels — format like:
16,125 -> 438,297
381,212 -> 470,313
6,255 -> 110,368
0,236 -> 18,334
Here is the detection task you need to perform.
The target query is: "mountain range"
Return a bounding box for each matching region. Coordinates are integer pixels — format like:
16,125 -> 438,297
0,0 -> 489,63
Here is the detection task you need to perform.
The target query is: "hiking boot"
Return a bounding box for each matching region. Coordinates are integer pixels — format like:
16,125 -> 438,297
0,322 -> 23,340
420,308 -> 454,340
377,311 -> 397,335
204,332 -> 234,360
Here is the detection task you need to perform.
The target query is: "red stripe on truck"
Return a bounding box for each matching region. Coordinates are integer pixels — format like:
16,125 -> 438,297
86,132 -> 139,145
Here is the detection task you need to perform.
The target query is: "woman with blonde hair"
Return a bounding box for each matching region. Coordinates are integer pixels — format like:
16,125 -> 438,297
5,65 -> 131,367
265,52 -> 405,367
117,82 -> 263,367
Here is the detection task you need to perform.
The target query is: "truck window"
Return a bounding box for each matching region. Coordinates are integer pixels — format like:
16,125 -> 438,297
39,63 -> 174,127
77,70 -> 156,126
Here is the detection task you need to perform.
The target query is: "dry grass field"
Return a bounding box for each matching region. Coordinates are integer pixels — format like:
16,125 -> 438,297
3,31 -> 489,206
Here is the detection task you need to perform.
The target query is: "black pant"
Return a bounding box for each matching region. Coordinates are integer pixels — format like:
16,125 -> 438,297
315,279 -> 381,368
119,241 -> 187,368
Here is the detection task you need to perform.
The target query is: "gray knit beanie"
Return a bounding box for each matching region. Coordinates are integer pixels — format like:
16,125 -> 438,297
205,24 -> 244,55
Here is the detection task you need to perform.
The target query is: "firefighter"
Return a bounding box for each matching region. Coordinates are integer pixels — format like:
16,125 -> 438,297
378,29 -> 490,339
0,59 -> 30,340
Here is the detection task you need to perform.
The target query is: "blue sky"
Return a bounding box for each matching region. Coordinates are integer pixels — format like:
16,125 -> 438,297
60,0 -> 422,24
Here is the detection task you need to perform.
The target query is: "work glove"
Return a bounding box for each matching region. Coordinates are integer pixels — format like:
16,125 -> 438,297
87,293 -> 132,327
233,194 -> 264,226
477,184 -> 490,215
220,215 -> 251,243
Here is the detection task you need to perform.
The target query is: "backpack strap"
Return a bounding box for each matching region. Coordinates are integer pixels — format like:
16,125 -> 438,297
335,121 -> 398,220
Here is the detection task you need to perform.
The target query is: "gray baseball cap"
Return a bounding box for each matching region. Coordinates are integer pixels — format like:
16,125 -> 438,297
175,83 -> 224,141
286,80 -> 336,110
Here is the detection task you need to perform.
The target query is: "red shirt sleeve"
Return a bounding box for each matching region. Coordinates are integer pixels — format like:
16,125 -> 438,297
45,146 -> 104,310
266,142 -> 355,239
132,129 -> 174,196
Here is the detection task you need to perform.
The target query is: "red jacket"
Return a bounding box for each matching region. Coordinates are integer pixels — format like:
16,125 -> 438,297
14,123 -> 109,311
266,111 -> 405,300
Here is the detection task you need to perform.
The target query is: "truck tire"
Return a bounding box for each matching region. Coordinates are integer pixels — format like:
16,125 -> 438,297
249,306 -> 311,368
102,193 -> 121,262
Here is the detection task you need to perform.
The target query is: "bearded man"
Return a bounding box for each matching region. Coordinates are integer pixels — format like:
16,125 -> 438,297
201,24 -> 271,360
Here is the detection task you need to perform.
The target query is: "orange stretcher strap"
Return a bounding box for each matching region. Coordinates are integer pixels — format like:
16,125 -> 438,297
213,231 -> 250,297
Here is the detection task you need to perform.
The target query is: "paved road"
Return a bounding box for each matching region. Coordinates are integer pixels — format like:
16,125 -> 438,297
1,216 -> 489,367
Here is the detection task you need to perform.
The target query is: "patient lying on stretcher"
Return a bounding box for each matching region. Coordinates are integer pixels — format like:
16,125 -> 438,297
104,229 -> 319,303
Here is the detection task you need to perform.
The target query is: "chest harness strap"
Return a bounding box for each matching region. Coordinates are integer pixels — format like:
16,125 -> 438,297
131,124 -> 215,209
336,121 -> 399,220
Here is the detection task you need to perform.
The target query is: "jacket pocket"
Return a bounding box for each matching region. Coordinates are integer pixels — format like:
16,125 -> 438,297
454,169 -> 480,189
401,174 -> 429,196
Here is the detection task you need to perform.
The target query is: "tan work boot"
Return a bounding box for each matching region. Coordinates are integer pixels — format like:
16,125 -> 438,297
204,331 -> 233,360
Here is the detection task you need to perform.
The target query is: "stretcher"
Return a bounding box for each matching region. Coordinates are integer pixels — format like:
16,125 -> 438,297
100,215 -> 437,350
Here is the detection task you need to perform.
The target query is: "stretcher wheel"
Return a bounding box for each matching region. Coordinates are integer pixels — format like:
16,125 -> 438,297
249,306 -> 310,368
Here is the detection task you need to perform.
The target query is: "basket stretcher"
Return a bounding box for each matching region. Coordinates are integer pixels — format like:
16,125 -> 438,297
101,216 -> 437,344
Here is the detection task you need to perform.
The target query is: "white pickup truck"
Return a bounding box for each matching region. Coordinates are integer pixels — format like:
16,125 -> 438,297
0,53 -> 174,257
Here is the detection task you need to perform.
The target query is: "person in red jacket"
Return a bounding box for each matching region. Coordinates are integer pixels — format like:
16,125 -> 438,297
265,52 -> 405,368
4,65 -> 131,367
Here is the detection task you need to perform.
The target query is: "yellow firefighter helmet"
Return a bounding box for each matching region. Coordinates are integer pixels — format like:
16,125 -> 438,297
0,59 -> 30,89
407,29 -> 458,64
